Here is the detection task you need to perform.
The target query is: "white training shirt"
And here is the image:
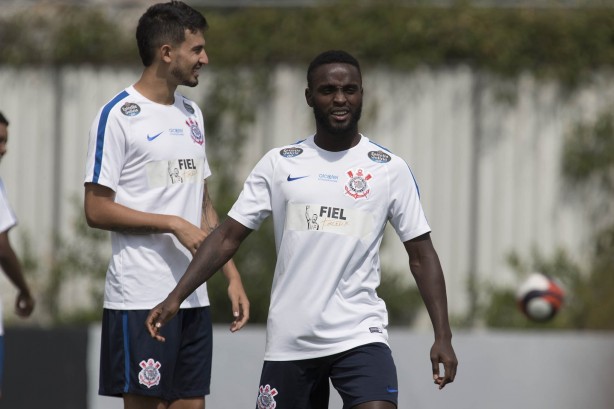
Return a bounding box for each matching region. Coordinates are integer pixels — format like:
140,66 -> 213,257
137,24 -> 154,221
0,178 -> 18,335
228,135 -> 431,360
84,85 -> 211,310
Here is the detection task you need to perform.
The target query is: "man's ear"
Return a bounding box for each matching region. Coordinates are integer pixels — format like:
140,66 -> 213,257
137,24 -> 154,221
305,87 -> 313,107
160,44 -> 172,63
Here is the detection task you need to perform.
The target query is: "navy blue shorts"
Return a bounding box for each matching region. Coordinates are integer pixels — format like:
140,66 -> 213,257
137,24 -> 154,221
0,335 -> 4,393
256,342 -> 398,409
99,307 -> 212,401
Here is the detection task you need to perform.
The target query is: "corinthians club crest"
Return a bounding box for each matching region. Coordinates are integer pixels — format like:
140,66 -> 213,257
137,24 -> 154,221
138,358 -> 161,388
345,168 -> 372,199
257,384 -> 278,409
186,118 -> 204,145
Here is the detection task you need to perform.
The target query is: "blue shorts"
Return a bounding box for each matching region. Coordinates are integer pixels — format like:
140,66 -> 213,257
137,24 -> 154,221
256,342 -> 398,409
0,335 -> 4,393
99,307 -> 212,401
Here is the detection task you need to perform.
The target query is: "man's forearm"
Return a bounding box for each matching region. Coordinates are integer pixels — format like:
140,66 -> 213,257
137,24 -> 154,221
169,227 -> 236,302
85,185 -> 178,234
412,260 -> 452,339
0,248 -> 30,295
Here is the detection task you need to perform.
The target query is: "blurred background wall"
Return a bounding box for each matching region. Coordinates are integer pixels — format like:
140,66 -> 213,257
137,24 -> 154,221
0,65 -> 603,317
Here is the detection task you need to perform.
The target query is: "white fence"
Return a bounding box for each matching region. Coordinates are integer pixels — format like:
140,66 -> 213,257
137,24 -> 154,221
0,65 -> 611,317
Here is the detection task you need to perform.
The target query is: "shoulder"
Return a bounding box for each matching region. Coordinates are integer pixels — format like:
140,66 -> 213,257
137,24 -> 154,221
96,87 -> 141,122
176,92 -> 202,116
274,138 -> 310,158
252,138 -> 310,171
261,137 -> 310,159
361,136 -> 406,167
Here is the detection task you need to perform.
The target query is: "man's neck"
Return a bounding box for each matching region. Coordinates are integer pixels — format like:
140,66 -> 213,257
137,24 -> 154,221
313,131 -> 361,152
134,69 -> 177,105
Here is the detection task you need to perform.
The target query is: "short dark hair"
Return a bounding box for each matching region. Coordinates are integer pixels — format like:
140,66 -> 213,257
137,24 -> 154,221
307,50 -> 361,89
0,111 -> 8,126
136,1 -> 208,66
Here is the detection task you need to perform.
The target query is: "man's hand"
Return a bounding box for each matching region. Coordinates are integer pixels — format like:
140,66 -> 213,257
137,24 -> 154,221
15,290 -> 34,317
430,339 -> 458,389
172,217 -> 206,255
227,279 -> 250,332
145,298 -> 181,342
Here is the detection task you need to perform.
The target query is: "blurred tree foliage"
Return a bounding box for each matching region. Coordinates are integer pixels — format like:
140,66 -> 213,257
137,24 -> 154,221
1,1 -> 614,86
482,109 -> 614,330
17,198 -> 109,326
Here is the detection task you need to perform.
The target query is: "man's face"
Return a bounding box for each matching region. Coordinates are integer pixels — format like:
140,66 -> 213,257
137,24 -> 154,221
306,63 -> 363,136
170,29 -> 208,87
0,123 -> 8,162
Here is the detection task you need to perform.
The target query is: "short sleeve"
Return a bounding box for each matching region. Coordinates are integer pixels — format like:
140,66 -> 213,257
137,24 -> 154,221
84,102 -> 127,191
227,150 -> 276,230
0,179 -> 17,233
388,160 -> 431,242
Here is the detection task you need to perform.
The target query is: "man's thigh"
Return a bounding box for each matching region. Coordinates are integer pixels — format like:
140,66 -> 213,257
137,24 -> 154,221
256,357 -> 330,409
330,343 -> 398,409
99,308 -> 212,401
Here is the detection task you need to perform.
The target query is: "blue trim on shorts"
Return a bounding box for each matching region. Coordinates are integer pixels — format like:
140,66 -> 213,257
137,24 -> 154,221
122,311 -> 130,393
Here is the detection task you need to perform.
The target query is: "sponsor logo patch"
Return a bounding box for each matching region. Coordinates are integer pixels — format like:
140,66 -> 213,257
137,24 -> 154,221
286,203 -> 373,238
121,102 -> 141,116
368,150 -> 391,163
183,100 -> 195,114
138,358 -> 161,388
318,173 -> 339,183
279,147 -> 303,158
369,326 -> 383,333
257,384 -> 278,409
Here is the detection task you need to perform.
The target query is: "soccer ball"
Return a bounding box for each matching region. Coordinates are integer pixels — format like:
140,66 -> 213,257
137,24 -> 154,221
516,273 -> 565,322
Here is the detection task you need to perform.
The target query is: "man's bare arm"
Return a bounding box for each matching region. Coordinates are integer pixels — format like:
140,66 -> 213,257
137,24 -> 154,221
84,182 -> 204,254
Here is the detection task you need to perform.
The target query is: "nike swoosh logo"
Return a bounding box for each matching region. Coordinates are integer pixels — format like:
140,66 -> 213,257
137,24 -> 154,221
147,131 -> 164,141
387,387 -> 398,393
287,175 -> 308,182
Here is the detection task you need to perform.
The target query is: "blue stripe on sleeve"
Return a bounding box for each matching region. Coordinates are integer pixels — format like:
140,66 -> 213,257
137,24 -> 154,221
368,139 -> 391,152
367,139 -> 420,197
406,163 -> 421,197
93,90 -> 129,184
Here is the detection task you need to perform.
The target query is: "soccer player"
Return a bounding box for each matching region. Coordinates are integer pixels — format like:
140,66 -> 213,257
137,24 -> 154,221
0,111 -> 35,398
83,2 -> 249,409
146,50 -> 458,409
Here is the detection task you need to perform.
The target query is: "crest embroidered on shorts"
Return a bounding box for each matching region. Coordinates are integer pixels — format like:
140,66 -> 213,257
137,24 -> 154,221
345,168 -> 372,199
256,384 -> 278,409
186,118 -> 204,145
138,358 -> 161,388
